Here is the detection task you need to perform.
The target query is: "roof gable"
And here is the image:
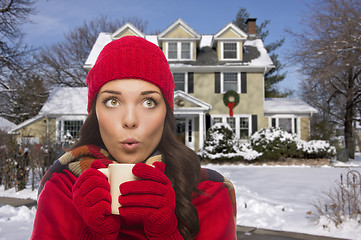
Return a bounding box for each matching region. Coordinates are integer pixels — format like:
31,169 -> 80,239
39,87 -> 88,115
214,23 -> 247,40
159,19 -> 201,40
174,90 -> 211,111
112,23 -> 145,39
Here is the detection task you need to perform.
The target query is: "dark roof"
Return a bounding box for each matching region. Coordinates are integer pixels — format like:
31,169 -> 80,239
174,45 -> 261,66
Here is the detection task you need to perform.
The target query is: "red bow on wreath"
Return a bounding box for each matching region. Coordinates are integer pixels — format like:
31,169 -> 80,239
227,102 -> 235,117
223,90 -> 239,117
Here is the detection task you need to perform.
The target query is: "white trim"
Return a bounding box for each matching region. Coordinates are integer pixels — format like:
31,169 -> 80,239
211,114 -> 252,139
268,115 -> 301,139
174,90 -> 212,111
220,72 -> 241,93
56,116 -> 87,143
214,22 -> 248,40
111,23 -> 145,39
166,41 -> 194,61
159,19 -> 201,40
172,72 -> 188,93
220,41 -> 240,61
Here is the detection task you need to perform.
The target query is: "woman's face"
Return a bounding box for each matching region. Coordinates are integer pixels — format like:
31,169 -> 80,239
95,79 -> 166,164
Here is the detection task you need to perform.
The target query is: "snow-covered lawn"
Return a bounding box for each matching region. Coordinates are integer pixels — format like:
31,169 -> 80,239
1,157 -> 361,239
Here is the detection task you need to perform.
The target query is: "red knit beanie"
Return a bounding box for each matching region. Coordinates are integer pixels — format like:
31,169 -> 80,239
86,36 -> 174,112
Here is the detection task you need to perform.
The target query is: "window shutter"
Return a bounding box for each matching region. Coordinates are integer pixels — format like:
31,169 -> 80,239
215,72 -> 220,93
241,72 -> 247,93
252,115 -> 258,134
188,72 -> 194,93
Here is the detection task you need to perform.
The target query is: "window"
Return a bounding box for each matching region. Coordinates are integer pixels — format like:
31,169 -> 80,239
181,43 -> 191,59
64,120 -> 83,139
213,115 -> 251,139
239,117 -> 249,139
223,73 -> 238,92
269,116 -> 299,137
168,43 -> 178,59
279,118 -> 292,133
173,73 -> 185,91
227,117 -> 236,133
57,119 -> 85,143
213,117 -> 222,124
167,42 -> 192,60
223,42 -> 237,59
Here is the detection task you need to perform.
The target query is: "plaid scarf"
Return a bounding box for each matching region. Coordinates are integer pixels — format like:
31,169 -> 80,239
38,144 -> 161,195
38,144 -> 237,219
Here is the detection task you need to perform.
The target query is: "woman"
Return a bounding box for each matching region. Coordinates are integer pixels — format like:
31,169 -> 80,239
31,36 -> 236,239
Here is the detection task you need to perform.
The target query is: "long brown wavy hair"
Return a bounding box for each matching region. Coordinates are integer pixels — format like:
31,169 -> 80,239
71,99 -> 201,239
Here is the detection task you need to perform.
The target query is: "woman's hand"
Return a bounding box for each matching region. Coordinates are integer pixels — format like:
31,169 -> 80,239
118,162 -> 183,239
72,160 -> 120,238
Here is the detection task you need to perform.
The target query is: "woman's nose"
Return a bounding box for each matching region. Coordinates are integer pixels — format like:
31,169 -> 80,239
122,106 -> 138,129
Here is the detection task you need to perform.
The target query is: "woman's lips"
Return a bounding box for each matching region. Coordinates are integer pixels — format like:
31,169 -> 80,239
121,139 -> 140,151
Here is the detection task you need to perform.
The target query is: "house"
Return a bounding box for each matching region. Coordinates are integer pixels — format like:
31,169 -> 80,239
10,18 -> 317,151
9,88 -> 88,145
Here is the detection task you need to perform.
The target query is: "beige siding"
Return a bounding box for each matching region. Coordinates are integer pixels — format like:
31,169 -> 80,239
218,29 -> 240,38
300,117 -> 310,141
16,117 -> 57,144
264,117 -> 269,128
163,25 -> 195,38
114,29 -> 138,38
192,72 -> 264,130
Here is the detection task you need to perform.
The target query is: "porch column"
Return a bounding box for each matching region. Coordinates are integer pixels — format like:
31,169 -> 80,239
199,112 -> 205,151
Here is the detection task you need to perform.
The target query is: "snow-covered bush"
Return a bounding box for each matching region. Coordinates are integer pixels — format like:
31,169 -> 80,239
202,126 -> 335,163
204,123 -> 238,155
202,123 -> 261,162
250,128 -> 336,161
250,127 -> 300,160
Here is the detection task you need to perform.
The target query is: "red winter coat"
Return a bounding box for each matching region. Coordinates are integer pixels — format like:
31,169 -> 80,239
31,147 -> 236,239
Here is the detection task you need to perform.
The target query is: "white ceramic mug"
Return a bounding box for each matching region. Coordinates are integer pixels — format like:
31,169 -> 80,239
98,164 -> 137,214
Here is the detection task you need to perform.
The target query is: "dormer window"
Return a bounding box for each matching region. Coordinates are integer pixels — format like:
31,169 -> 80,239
224,43 -> 237,59
167,42 -> 192,60
221,42 -> 240,60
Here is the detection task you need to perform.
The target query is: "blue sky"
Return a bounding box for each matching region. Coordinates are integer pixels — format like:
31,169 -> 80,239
22,0 -> 313,95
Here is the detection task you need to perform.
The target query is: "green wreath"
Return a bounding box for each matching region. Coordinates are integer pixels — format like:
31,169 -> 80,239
223,90 -> 239,107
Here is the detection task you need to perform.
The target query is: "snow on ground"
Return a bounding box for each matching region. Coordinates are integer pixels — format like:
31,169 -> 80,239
1,156 -> 361,239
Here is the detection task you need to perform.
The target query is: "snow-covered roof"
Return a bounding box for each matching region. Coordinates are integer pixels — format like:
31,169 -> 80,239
200,35 -> 213,48
145,35 -> 158,46
244,39 -> 273,67
39,87 -> 88,115
0,117 -> 16,131
264,98 -> 318,115
84,32 -> 112,69
84,20 -> 273,70
8,115 -> 44,133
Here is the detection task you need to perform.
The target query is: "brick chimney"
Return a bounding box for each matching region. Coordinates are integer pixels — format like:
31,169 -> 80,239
246,18 -> 257,38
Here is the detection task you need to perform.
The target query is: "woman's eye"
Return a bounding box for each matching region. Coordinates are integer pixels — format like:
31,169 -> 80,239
143,99 -> 157,108
105,98 -> 119,108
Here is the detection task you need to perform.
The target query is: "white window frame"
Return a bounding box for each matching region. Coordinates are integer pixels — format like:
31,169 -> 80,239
172,72 -> 188,93
268,115 -> 301,139
221,72 -> 241,93
56,116 -> 87,143
221,41 -> 240,61
212,114 -> 251,139
166,41 -> 193,61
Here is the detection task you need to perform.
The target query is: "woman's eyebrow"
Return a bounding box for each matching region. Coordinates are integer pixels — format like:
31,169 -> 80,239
141,90 -> 161,95
100,90 -> 121,95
